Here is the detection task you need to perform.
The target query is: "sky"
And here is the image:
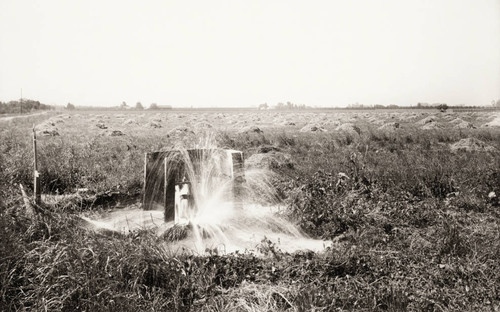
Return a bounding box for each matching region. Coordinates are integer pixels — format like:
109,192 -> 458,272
0,0 -> 499,108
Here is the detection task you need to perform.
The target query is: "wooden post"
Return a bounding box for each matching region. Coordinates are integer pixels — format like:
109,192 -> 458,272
33,126 -> 41,205
142,152 -> 148,208
230,151 -> 245,209
164,157 -> 176,222
143,152 -> 166,210
143,151 -> 177,221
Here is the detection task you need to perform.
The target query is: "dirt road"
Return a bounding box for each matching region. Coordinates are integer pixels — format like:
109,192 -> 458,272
0,112 -> 49,122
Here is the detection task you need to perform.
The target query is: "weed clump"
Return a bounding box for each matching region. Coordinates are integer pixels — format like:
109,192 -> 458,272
162,224 -> 189,241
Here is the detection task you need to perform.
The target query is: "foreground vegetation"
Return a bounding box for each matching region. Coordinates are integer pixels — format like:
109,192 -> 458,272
1,111 -> 499,311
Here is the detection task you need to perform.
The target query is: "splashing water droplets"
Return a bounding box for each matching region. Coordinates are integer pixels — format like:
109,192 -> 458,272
83,136 -> 329,254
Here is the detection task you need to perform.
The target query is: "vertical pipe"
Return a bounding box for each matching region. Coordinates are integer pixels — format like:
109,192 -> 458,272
33,126 -> 41,205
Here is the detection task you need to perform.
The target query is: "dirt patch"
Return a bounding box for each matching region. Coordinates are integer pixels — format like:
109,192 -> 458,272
0,111 -> 49,122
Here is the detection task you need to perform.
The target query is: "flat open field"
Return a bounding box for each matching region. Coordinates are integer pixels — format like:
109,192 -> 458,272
1,109 -> 499,311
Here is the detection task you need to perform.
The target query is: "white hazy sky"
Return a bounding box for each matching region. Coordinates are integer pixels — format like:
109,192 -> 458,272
1,0 -> 499,107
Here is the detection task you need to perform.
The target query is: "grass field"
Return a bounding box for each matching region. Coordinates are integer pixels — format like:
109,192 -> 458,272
1,109 -> 499,311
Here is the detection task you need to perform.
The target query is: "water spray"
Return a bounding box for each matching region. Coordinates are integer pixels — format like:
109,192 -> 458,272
83,141 -> 330,255
142,149 -> 245,224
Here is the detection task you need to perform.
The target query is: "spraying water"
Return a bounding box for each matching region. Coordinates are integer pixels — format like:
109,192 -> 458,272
83,136 -> 330,255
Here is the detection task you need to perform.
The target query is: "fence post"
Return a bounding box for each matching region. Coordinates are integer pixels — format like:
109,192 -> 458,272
33,126 -> 41,205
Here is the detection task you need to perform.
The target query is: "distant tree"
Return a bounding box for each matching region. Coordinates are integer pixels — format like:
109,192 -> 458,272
120,101 -> 128,109
258,103 -> 268,110
496,99 -> 500,107
417,102 -> 430,108
135,102 -> 144,110
437,103 -> 448,112
66,103 -> 75,110
149,103 -> 158,110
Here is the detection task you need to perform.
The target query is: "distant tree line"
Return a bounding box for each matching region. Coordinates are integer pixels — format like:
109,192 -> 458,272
347,102 -> 451,109
0,99 -> 54,114
344,103 -> 500,111
345,102 -> 500,110
119,101 -> 172,110
259,102 -> 308,110
276,101 -> 307,109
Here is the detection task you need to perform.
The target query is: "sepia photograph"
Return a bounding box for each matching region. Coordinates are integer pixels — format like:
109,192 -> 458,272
1,0 -> 499,311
